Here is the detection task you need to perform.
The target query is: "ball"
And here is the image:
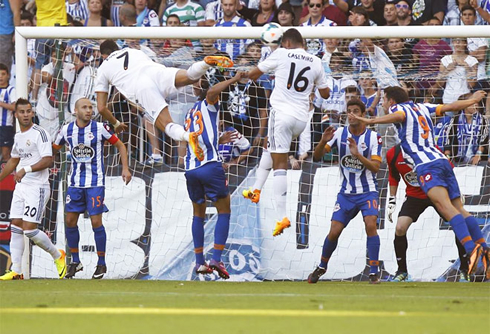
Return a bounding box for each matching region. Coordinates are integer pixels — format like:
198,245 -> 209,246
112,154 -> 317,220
260,23 -> 283,46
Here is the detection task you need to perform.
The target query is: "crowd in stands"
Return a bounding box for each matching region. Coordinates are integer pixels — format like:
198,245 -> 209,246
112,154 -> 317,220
0,0 -> 489,170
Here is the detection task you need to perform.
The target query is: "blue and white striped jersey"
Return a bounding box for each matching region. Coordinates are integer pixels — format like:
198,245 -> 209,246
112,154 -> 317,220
54,121 -> 118,188
389,102 -> 446,169
136,7 -> 160,27
66,0 -> 89,22
326,127 -> 382,194
184,98 -> 220,171
214,17 -> 252,60
0,85 -> 16,127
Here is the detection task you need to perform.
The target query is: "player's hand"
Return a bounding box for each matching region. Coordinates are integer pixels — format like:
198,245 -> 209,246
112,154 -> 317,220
469,0 -> 480,8
219,131 -> 236,144
471,154 -> 481,165
347,137 -> 359,156
387,196 -> 396,223
471,90 -> 487,103
252,135 -> 262,147
321,126 -> 336,143
115,122 -> 128,134
122,168 -> 132,185
234,71 -> 248,81
14,169 -> 26,183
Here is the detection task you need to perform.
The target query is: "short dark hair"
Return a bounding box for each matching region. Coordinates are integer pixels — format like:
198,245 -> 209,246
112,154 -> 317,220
350,6 -> 370,26
20,11 -> 34,23
100,40 -> 119,55
346,99 -> 366,114
282,28 -> 304,46
15,98 -> 31,111
345,86 -> 360,95
167,14 -> 181,23
460,4 -> 476,15
385,86 -> 409,104
0,63 -> 9,74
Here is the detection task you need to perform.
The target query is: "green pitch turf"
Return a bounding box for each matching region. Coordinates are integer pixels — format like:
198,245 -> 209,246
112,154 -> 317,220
1,280 -> 489,334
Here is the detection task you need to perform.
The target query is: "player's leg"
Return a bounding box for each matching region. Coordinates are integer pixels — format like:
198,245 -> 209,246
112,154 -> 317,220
359,192 -> 381,283
0,219 -> 24,280
185,167 -> 212,275
243,143 -> 271,204
65,211 -> 83,279
270,151 -> 290,236
393,216 -> 412,281
174,57 -> 233,87
86,187 -> 109,279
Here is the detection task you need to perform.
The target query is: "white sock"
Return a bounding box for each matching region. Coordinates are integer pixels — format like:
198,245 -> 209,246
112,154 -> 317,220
273,169 -> 288,221
253,150 -> 272,190
10,225 -> 24,274
24,229 -> 61,260
187,61 -> 210,81
165,123 -> 190,142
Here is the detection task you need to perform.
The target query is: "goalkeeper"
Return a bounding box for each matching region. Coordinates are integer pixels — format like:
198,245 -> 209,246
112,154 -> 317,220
387,144 -> 470,282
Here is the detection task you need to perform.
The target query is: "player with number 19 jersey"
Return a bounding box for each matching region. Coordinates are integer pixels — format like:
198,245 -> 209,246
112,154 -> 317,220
257,47 -> 328,122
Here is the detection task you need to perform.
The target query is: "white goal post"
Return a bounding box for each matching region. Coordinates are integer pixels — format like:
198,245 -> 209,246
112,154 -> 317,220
11,25 -> 490,281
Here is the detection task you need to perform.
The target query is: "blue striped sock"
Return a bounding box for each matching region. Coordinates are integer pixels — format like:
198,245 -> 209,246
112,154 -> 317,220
367,235 -> 380,275
450,214 -> 475,254
93,226 -> 106,266
212,213 -> 230,262
66,226 -> 80,263
192,216 -> 205,265
320,237 -> 338,268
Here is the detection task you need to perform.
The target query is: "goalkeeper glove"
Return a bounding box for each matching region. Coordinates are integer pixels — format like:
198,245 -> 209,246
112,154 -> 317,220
387,196 -> 396,223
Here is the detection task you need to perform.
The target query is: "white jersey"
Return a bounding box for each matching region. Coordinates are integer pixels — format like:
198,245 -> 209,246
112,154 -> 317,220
326,127 -> 382,194
11,124 -> 52,186
94,48 -> 161,106
38,62 -> 76,120
258,47 -> 328,121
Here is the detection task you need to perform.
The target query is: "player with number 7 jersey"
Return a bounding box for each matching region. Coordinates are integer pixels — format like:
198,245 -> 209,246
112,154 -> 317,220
246,28 -> 330,237
353,86 -> 490,280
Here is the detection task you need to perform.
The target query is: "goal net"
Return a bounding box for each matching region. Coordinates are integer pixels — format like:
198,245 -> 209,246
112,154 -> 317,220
4,26 -> 489,282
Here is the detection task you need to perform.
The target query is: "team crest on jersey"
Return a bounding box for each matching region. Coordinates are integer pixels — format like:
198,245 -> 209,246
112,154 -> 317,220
359,142 -> 367,151
72,143 -> 95,163
66,195 -> 71,204
436,122 -> 443,128
403,171 -> 420,187
341,155 -> 365,173
26,140 -> 31,146
333,202 -> 341,212
87,132 -> 94,140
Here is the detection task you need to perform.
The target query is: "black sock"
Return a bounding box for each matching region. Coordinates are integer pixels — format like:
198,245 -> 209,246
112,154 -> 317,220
394,234 -> 408,273
455,235 -> 469,272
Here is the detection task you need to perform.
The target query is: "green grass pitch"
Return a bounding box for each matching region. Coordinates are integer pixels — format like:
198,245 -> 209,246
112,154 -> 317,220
1,280 -> 489,334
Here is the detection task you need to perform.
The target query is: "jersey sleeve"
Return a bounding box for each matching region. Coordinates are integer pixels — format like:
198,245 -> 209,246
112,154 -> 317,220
370,132 -> 382,162
423,103 -> 444,116
11,139 -> 19,158
37,129 -> 53,158
94,64 -> 110,93
314,61 -> 329,89
257,48 -> 281,74
325,127 -> 341,152
8,86 -> 16,103
149,10 -> 160,27
100,123 -> 119,145
233,131 -> 251,152
195,4 -> 205,23
53,126 -> 66,148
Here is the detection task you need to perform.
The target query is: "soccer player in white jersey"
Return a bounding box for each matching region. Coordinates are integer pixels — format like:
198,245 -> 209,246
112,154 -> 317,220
95,40 -> 233,162
53,98 -> 131,279
244,28 -> 330,237
353,86 -> 490,279
184,71 -> 246,279
0,98 -> 67,280
308,99 -> 383,284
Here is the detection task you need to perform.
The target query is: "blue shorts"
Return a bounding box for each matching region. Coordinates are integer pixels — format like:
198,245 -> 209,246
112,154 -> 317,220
0,126 -> 14,147
185,161 -> 229,204
65,186 -> 109,216
332,191 -> 379,226
415,159 -> 461,200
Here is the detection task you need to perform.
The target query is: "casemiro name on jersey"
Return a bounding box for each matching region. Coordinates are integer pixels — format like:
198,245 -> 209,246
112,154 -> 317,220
287,53 -> 314,62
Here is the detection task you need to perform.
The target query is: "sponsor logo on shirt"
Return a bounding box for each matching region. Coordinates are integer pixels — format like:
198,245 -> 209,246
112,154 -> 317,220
341,155 -> 365,173
72,143 -> 95,163
403,171 -> 420,187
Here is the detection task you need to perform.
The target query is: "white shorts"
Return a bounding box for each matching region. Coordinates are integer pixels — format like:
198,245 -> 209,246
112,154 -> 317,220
267,109 -> 308,153
10,183 -> 50,223
136,66 -> 180,124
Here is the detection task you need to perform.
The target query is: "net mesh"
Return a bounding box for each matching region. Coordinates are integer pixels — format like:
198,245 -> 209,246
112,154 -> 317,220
17,35 -> 490,282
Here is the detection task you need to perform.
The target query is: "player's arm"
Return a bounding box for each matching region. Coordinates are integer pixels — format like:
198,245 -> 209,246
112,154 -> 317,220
247,67 -> 264,82
206,71 -> 246,103
0,157 -> 20,182
313,126 -> 335,162
347,137 -> 381,173
440,90 -> 487,113
354,111 -> 405,125
0,101 -> 15,111
96,91 -> 127,134
15,156 -> 53,183
113,139 -> 131,185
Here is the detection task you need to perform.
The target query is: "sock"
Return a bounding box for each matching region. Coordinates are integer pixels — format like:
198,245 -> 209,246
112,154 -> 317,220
192,216 -> 205,265
367,235 -> 380,275
212,213 -> 230,262
165,123 -> 189,142
273,169 -> 287,221
449,214 -> 475,254
455,235 -> 469,272
253,150 -> 272,191
93,226 -> 106,266
24,229 -> 60,260
10,225 -> 25,274
394,234 -> 408,273
187,61 -> 210,81
65,226 -> 80,263
320,236 -> 338,268
465,216 -> 488,249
